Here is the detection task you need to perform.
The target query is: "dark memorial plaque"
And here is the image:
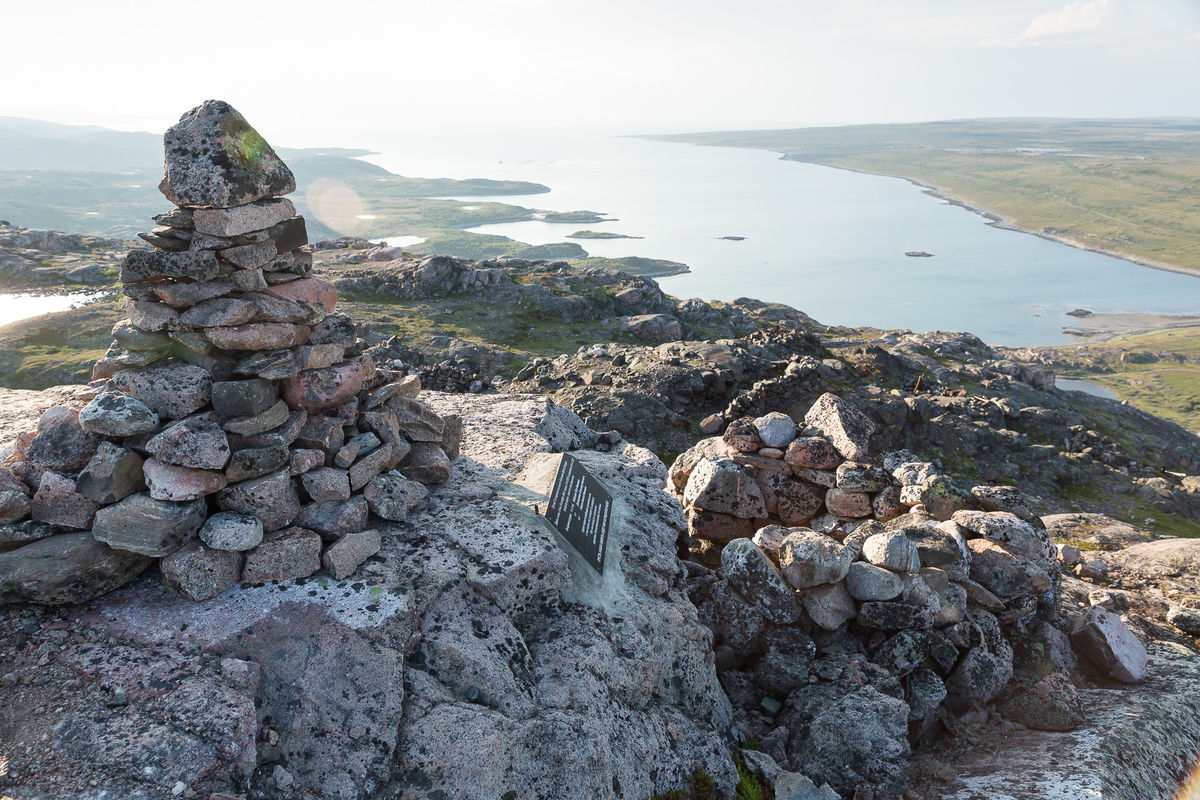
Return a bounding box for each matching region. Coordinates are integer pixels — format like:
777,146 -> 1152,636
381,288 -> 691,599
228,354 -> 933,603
545,454 -> 613,575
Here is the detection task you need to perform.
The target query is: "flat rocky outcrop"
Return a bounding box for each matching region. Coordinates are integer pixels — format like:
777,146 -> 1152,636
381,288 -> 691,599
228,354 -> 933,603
0,392 -> 733,800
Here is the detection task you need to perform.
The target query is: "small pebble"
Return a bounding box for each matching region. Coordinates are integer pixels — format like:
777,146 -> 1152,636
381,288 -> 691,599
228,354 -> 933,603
1,672 -> 16,687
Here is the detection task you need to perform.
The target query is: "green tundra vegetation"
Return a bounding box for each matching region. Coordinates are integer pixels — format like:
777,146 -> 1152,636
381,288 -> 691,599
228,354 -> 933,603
659,118 -> 1200,275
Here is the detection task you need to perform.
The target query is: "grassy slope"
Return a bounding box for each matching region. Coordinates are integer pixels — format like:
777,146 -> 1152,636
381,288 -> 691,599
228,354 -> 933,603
1053,324 -> 1200,432
657,118 -> 1200,274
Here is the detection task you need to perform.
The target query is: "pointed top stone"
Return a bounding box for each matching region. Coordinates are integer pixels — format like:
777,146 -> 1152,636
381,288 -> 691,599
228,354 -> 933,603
159,100 -> 295,208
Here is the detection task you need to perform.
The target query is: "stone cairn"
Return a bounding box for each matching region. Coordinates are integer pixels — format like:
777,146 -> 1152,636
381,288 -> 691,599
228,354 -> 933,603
0,100 -> 459,603
670,393 -> 1105,793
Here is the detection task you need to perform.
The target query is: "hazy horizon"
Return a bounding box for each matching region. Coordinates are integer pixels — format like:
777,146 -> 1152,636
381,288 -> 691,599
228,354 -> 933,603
4,0 -> 1199,148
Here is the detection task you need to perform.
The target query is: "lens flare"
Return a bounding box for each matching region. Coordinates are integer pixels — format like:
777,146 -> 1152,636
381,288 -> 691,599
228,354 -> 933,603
306,178 -> 369,236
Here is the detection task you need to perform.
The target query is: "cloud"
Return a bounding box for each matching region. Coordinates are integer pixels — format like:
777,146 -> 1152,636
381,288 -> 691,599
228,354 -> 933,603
1018,0 -> 1111,41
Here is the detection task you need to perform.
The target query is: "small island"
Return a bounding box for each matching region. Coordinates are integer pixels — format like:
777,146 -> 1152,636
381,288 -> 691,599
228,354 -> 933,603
567,230 -> 643,240
718,235 -> 746,241
539,210 -> 616,224
905,251 -> 934,257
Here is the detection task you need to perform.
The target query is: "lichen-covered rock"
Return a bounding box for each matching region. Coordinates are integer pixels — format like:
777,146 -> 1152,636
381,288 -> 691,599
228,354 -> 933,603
216,468 -> 300,532
803,393 -> 875,461
241,526 -> 322,582
845,561 -> 905,601
26,406 -> 98,472
722,537 -> 802,624
684,456 -> 767,518
112,362 -> 212,420
199,511 -> 264,552
146,412 -> 231,470
999,673 -> 1085,731
321,528 -> 381,580
31,471 -> 99,529
861,531 -> 921,573
363,471 -> 428,521
778,530 -> 854,589
78,392 -> 160,437
160,99 -> 296,207
161,541 -> 242,601
0,532 -> 153,604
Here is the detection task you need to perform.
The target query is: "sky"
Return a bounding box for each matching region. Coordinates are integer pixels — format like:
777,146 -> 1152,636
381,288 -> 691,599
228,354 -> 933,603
3,0 -> 1200,145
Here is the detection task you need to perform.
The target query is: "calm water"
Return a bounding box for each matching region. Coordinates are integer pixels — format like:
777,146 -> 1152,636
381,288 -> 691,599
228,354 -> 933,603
363,131 -> 1200,346
0,291 -> 105,327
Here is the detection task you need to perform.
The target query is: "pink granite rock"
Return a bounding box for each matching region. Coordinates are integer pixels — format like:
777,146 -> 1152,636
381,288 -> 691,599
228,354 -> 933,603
265,277 -> 338,315
205,323 -> 310,351
32,471 -> 100,529
143,458 -> 229,501
282,360 -> 366,413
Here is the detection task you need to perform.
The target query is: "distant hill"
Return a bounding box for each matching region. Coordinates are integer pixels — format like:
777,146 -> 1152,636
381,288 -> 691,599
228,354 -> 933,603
0,116 -> 549,241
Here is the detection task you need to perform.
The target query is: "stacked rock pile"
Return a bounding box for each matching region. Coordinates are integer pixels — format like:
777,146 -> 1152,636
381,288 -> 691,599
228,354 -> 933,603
673,392 -> 1147,797
0,101 -> 459,604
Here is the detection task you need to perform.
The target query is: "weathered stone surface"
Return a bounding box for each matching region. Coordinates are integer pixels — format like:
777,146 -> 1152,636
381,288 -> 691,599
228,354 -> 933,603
787,685 -> 910,798
225,443 -> 289,482
242,526 -> 322,583
967,539 -> 1052,599
31,471 -> 99,529
146,412 -> 231,470
349,443 -> 394,491
952,510 -> 1057,567
220,239 -> 278,269
74,444 -> 145,507
836,462 -> 890,492
753,411 -> 797,449
1070,605 -> 1148,683
193,197 -> 297,237
301,467 -> 351,502
26,406 -> 98,472
803,393 -> 875,461
161,100 -> 295,207
221,398 -> 289,436
205,322 -> 310,351
216,469 -> 300,532
919,474 -> 977,521
321,528 -> 382,580
784,436 -> 843,470
824,487 -> 872,518
363,471 -> 428,522
161,541 -> 242,601
0,532 -> 153,604
264,277 -> 338,315
1168,606 -> 1200,637
129,299 -> 182,332
78,392 -> 159,437
686,506 -> 755,544
179,297 -> 258,328
999,673 -> 1086,731
200,511 -> 264,552
91,492 -> 206,556
777,479 -> 825,526
120,249 -> 220,282
234,347 -> 298,379
386,396 -> 446,442
845,560 -> 905,601
281,360 -> 365,413
722,538 -> 801,624
684,457 -> 767,518
153,278 -> 235,307
296,495 -> 369,538
143,458 -> 228,501
400,442 -> 451,484
362,407 -> 412,468
857,600 -> 935,630
778,530 -> 854,589
803,580 -> 857,630
861,531 -> 921,573
774,772 -> 841,800
289,448 -> 326,476
112,362 -> 212,419
0,480 -> 31,525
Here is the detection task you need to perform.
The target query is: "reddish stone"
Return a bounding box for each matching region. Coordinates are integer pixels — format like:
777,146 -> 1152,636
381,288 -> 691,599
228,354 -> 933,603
205,323 -> 310,351
264,277 -> 338,315
784,437 -> 843,470
282,360 -> 365,413
31,472 -> 100,529
143,458 -> 228,501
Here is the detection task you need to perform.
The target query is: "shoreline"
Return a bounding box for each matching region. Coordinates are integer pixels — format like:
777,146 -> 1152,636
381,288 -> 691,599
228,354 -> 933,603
779,155 -> 1200,281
